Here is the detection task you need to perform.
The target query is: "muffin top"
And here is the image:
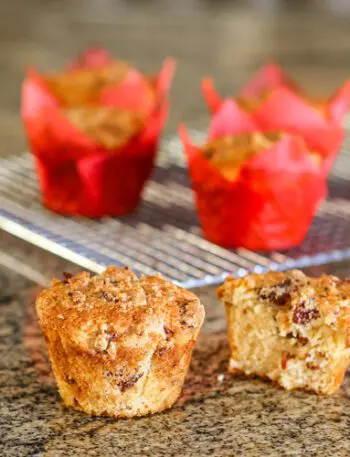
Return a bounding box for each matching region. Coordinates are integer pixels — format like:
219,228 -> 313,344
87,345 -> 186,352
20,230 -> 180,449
45,61 -> 132,107
218,269 -> 350,329
202,131 -> 322,181
202,132 -> 281,180
36,267 -> 205,355
65,106 -> 144,149
44,61 -> 151,148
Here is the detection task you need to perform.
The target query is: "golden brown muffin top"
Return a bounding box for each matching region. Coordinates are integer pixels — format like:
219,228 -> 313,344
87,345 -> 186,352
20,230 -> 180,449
45,61 -> 131,107
36,267 -> 204,355
45,62 -> 149,148
218,270 -> 350,329
65,106 -> 144,149
202,132 -> 281,180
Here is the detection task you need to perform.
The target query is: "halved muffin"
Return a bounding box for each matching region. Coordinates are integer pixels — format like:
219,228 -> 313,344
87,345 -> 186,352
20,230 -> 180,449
36,267 -> 205,417
217,270 -> 350,394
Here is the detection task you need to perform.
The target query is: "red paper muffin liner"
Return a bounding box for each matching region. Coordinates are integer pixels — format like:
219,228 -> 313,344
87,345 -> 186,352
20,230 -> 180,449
22,49 -> 176,217
180,100 -> 328,251
201,63 -> 350,176
239,61 -> 294,98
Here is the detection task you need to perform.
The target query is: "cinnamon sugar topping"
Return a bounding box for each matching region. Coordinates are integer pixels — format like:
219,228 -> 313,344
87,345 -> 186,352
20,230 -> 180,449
65,106 -> 144,149
202,132 -> 281,180
45,61 -> 131,107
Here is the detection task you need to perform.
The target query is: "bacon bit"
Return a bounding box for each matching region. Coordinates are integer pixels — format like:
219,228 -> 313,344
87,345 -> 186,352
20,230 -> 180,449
118,373 -> 143,392
259,278 -> 293,306
297,336 -> 308,346
306,362 -> 320,371
281,352 -> 292,370
164,326 -> 174,338
157,347 -> 166,356
293,303 -> 320,325
286,332 -> 308,345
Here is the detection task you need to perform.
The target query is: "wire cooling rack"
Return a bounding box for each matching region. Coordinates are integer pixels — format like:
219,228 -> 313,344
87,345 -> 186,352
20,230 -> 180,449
1,132 -> 350,289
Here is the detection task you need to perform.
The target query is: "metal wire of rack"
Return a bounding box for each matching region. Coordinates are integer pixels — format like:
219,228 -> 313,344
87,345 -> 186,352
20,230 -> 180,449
1,132 -> 350,289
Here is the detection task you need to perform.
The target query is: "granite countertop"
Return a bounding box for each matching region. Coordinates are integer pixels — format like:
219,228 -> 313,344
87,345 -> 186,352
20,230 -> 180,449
1,1 -> 350,456
1,263 -> 350,457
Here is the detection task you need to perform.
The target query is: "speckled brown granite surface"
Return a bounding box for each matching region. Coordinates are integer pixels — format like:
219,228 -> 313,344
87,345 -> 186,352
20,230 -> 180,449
1,1 -> 350,455
1,263 -> 350,456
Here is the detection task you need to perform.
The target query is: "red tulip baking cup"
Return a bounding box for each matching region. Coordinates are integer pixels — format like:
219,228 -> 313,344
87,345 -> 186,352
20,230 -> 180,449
201,63 -> 292,114
179,100 -> 328,251
22,49 -> 176,217
202,63 -> 350,175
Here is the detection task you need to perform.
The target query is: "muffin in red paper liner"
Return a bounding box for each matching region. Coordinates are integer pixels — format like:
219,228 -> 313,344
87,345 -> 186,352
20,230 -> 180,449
22,49 -> 176,217
179,100 -> 328,251
201,63 -> 350,175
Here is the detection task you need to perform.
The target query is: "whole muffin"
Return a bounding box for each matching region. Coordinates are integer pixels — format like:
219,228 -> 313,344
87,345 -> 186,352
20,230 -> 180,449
179,98 -> 331,251
22,48 -> 176,217
36,267 -> 204,417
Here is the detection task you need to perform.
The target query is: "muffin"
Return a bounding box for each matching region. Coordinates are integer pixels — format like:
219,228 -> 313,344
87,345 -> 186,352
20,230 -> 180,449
36,267 -> 205,418
217,270 -> 350,395
201,63 -> 350,175
179,99 -> 327,251
22,48 -> 176,217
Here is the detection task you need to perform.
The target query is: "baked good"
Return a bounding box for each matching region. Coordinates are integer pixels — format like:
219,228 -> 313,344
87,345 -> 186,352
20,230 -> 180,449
217,270 -> 350,394
36,267 -> 204,417
179,105 -> 327,251
202,132 -> 321,181
201,63 -> 349,180
45,60 -> 132,107
22,48 -> 175,217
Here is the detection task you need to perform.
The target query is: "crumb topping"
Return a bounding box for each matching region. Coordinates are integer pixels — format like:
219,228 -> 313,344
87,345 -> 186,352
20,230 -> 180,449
65,106 -> 144,149
44,61 -> 153,149
36,266 -> 204,355
202,132 -> 281,180
45,61 -> 131,107
219,270 -> 350,330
